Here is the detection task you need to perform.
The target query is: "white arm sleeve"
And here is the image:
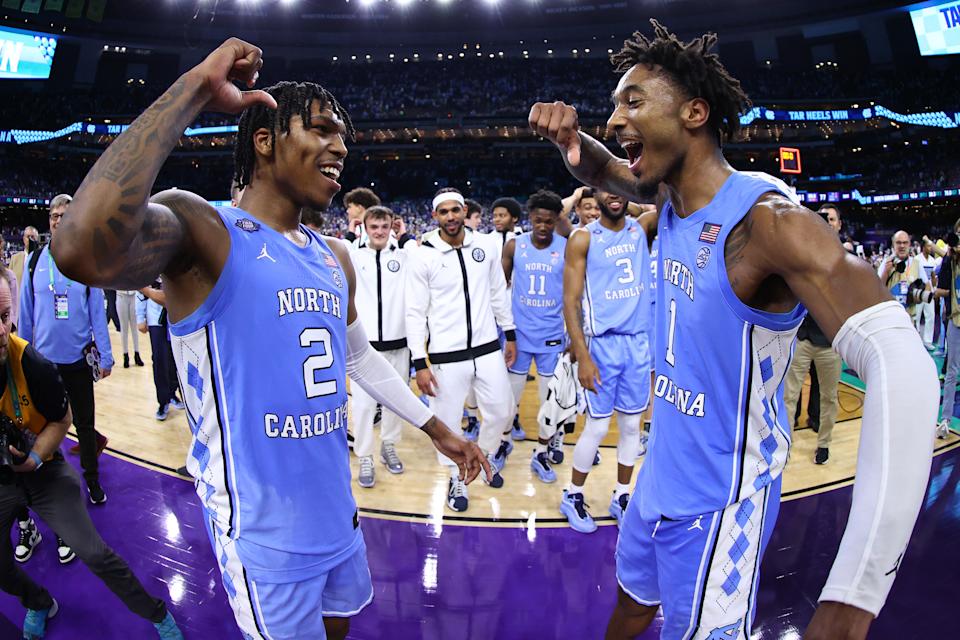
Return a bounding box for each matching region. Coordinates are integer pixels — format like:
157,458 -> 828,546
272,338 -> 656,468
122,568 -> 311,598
345,320 -> 434,429
404,248 -> 431,362
821,300 -> 938,615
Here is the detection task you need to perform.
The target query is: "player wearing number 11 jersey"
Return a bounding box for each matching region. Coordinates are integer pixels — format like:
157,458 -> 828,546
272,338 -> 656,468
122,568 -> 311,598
53,40 -> 488,640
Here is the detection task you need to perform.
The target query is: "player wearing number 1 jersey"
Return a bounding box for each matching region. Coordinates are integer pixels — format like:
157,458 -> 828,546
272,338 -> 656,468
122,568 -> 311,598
52,40 -> 488,640
531,20 -> 936,640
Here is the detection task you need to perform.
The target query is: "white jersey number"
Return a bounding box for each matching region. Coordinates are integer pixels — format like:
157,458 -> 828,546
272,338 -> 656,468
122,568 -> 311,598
300,328 -> 337,397
665,299 -> 677,367
615,258 -> 635,284
527,274 -> 547,296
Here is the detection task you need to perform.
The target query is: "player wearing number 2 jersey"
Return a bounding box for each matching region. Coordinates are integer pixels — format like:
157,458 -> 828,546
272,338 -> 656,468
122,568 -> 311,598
53,39 -> 488,640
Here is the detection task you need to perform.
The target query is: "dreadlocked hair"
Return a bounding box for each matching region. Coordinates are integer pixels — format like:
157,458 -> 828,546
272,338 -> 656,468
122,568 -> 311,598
610,19 -> 751,144
233,81 -> 355,189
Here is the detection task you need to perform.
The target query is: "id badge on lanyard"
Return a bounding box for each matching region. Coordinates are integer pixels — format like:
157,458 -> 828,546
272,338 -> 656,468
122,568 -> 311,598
49,251 -> 70,320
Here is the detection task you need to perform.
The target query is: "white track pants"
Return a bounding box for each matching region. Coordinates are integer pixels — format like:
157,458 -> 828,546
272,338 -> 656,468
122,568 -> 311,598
351,347 -> 410,458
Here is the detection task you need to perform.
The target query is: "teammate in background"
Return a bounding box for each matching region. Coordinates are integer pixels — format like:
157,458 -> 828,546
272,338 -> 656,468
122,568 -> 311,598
343,187 -> 381,246
491,197 -> 522,250
562,186 -> 601,228
407,188 -> 516,512
348,206 -> 410,488
530,20 -> 936,640
502,190 -> 567,483
465,198 -> 484,231
53,39 -> 488,640
558,188 -> 653,533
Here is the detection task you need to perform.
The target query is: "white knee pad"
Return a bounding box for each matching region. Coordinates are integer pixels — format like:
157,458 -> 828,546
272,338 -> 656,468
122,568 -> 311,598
572,415 -> 610,474
616,412 -> 641,467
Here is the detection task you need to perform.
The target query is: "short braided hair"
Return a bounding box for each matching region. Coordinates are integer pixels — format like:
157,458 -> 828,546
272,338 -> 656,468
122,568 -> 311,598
234,81 -> 355,189
610,19 -> 750,144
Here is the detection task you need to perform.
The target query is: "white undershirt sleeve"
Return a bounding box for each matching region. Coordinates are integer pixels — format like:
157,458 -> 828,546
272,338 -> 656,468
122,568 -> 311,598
821,300 -> 938,615
344,319 -> 434,429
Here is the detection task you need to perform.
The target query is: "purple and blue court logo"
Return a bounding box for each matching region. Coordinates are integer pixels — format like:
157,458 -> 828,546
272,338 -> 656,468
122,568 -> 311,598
472,248 -> 486,263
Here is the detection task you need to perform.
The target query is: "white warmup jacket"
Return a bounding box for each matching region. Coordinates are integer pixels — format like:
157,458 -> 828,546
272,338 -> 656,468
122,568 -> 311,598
349,240 -> 409,351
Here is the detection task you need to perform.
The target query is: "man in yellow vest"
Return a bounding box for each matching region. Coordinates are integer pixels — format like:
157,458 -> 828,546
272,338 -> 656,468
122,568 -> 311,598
0,276 -> 182,638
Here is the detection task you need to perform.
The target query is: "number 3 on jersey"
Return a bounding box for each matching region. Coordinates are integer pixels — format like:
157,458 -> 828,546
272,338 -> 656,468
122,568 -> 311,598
301,328 -> 337,397
665,299 -> 677,367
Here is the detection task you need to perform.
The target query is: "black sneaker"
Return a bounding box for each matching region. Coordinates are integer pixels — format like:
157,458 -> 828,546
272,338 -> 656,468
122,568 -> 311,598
548,429 -> 565,465
123,353 -> 130,369
134,352 -> 145,367
814,447 -> 829,465
56,536 -> 76,564
447,477 -> 468,512
15,518 -> 41,563
87,480 -> 107,505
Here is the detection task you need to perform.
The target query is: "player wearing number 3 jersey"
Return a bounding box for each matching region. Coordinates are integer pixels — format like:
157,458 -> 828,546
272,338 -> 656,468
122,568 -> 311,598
51,39 -> 489,640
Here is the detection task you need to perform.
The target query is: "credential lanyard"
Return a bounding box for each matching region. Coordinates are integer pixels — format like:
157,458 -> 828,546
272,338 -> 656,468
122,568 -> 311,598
48,250 -> 71,294
6,361 -> 21,425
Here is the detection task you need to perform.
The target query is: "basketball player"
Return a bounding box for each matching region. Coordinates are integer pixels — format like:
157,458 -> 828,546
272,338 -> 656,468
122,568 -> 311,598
559,189 -> 652,533
407,188 -> 517,511
52,39 -> 488,640
491,197 -> 522,249
464,198 -> 483,231
502,190 -> 567,483
530,20 -> 937,640
348,206 -> 410,488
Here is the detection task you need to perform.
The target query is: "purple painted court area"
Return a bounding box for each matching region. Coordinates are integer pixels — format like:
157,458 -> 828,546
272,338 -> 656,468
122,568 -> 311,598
1,448 -> 958,640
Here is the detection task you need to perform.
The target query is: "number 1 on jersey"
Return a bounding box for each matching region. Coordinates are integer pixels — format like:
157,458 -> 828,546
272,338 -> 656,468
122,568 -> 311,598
665,298 -> 677,367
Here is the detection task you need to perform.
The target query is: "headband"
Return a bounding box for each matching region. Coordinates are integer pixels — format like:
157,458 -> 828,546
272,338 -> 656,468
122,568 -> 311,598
432,192 -> 465,211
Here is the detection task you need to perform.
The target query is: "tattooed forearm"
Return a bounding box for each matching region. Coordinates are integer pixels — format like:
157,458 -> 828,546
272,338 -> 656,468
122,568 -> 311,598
54,72 -> 209,287
725,213 -> 753,269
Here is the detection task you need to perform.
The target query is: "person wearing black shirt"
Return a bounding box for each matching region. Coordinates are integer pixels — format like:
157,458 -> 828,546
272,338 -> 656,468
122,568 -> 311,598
0,277 -> 182,639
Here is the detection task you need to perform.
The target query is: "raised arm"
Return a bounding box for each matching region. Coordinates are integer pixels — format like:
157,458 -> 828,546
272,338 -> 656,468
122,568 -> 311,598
52,38 -> 276,292
747,195 -> 937,638
529,101 -> 642,201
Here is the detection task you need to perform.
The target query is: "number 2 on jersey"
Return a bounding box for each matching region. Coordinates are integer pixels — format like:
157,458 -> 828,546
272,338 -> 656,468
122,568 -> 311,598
300,328 -> 337,397
665,299 -> 677,367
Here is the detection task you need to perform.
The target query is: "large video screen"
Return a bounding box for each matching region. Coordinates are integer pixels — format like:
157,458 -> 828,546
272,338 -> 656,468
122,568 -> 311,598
0,26 -> 57,80
911,1 -> 960,56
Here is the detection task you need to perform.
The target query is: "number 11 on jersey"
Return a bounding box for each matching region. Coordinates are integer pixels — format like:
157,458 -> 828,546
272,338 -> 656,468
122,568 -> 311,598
665,299 -> 677,366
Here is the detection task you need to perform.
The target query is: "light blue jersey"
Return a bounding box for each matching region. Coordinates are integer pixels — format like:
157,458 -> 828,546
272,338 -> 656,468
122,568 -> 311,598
635,172 -> 805,521
511,232 -> 566,354
169,207 -> 358,584
582,217 -> 651,337
648,236 -> 659,370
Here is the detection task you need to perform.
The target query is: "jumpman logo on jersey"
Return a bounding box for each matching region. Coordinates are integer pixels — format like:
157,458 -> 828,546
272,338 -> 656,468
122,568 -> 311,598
257,243 -> 276,263
885,552 -> 904,577
688,515 -> 704,532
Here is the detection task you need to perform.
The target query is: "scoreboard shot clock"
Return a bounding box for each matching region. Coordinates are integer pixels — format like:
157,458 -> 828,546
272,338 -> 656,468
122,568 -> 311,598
779,147 -> 802,174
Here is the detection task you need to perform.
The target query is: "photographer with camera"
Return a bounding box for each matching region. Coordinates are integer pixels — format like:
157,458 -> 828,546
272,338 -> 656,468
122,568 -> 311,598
878,230 -> 933,327
929,228 -> 960,439
18,195 -> 114,505
0,276 -> 181,639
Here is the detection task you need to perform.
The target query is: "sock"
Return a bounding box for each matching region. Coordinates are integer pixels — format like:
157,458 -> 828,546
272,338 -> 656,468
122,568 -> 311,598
614,482 -> 630,498
567,482 -> 584,496
534,443 -> 547,455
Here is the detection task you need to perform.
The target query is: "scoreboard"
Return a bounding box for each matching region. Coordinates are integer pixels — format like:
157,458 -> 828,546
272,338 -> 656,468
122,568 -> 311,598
779,147 -> 802,174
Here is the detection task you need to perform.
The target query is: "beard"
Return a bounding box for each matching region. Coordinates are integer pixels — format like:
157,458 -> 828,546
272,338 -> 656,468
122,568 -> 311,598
597,200 -> 625,222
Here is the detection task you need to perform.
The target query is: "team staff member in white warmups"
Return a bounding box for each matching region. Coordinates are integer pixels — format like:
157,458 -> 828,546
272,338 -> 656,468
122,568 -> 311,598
407,188 -> 517,512
348,206 -> 410,489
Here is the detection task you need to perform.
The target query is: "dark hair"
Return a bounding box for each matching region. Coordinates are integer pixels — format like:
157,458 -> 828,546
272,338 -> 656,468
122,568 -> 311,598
363,205 -> 394,224
464,198 -> 483,216
233,81 -> 354,189
344,187 -> 381,209
434,187 -> 462,199
300,207 -> 323,228
230,181 -> 243,203
491,197 -> 522,221
526,189 -> 563,215
818,203 -> 841,217
610,19 -> 750,144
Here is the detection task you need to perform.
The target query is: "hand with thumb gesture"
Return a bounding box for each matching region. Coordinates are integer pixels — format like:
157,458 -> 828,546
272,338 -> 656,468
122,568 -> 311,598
193,38 -> 278,114
529,101 -> 582,166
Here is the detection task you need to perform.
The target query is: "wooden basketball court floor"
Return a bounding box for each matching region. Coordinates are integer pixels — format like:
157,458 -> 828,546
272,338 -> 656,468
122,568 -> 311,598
1,327 -> 955,638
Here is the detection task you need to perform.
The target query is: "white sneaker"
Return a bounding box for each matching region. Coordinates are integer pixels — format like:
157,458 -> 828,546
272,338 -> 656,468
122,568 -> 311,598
936,419 -> 950,440
358,456 -> 375,488
56,536 -> 76,564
